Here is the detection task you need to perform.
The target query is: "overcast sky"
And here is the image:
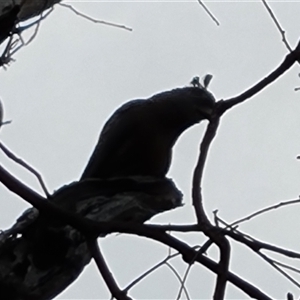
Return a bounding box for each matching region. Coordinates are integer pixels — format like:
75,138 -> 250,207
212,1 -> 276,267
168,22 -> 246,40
0,0 -> 300,299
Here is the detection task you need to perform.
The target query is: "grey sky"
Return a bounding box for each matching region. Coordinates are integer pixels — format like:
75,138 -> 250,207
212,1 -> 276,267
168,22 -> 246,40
0,1 -> 300,299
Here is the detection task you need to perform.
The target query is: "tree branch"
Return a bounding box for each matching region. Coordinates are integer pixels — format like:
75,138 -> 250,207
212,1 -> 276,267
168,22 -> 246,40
0,142 -> 50,197
59,3 -> 133,32
230,198 -> 300,227
261,0 -> 292,52
218,39 -> 300,113
196,0 -> 219,26
192,116 -> 220,224
192,114 -> 230,299
225,229 -> 300,259
125,230 -> 272,300
87,238 -> 131,300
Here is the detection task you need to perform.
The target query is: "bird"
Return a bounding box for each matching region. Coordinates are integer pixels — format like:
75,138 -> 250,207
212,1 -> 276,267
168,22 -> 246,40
81,86 -> 215,180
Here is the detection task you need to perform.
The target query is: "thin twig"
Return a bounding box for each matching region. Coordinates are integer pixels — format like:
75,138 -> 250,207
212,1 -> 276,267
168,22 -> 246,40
0,142 -> 50,197
24,7 -> 54,46
135,232 -> 272,300
272,259 -> 300,275
1,3 -> 55,64
125,246 -> 200,293
86,238 -> 131,300
124,253 -> 176,292
176,263 -> 192,300
177,247 -> 204,300
10,6 -> 55,58
230,198 -> 300,227
219,219 -> 300,259
221,217 -> 300,288
0,36 -> 15,68
165,262 -> 191,300
258,251 -> 300,289
196,0 -> 219,26
59,3 -> 133,31
261,0 -> 292,52
1,121 -> 12,126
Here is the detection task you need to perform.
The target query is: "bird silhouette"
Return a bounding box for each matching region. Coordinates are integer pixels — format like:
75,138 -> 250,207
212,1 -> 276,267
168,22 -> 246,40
81,87 -> 215,180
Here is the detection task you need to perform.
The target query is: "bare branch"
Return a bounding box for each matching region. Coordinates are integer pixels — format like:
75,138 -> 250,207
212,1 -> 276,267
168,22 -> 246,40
144,224 -> 199,232
258,251 -> 300,289
87,239 -> 131,300
125,252 -> 178,292
165,262 -> 191,300
7,6 -> 55,59
219,219 -> 300,288
0,142 -> 50,197
219,40 -> 300,113
272,259 -> 300,275
23,7 -> 54,46
192,111 -> 231,299
220,221 -> 300,259
0,36 -> 16,67
196,0 -> 219,26
261,0 -> 292,52
230,198 -> 300,227
212,236 -> 230,300
214,215 -> 300,287
176,263 -> 192,300
132,232 -> 272,300
192,117 -> 220,224
125,246 -> 200,293
228,229 -> 300,259
59,3 -> 133,32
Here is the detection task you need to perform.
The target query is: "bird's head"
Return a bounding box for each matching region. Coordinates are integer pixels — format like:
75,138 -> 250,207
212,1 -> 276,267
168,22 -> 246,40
158,86 -> 216,126
191,87 -> 215,121
148,86 -> 215,144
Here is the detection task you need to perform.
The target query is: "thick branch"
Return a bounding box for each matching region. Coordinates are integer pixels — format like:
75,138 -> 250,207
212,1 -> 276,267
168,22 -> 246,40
192,115 -> 229,299
192,116 -> 220,224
